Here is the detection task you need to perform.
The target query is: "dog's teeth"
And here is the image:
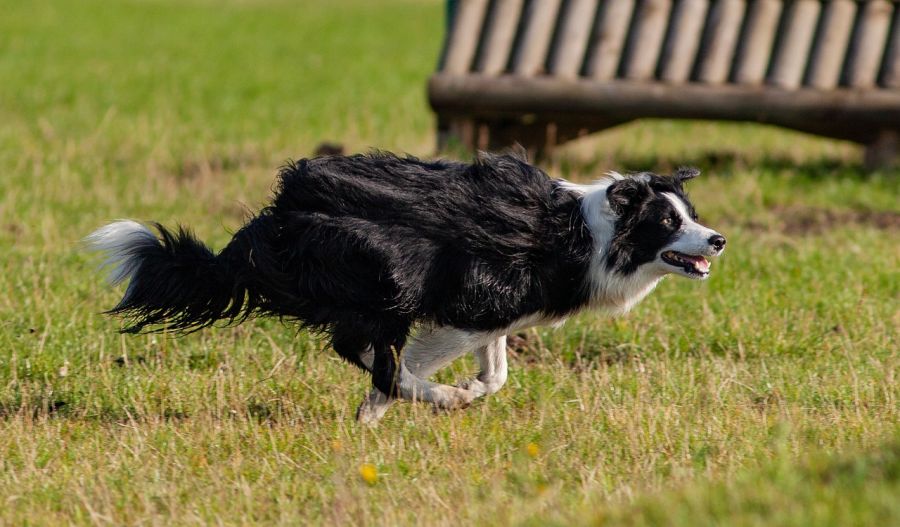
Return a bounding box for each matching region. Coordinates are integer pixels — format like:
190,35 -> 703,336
695,258 -> 710,273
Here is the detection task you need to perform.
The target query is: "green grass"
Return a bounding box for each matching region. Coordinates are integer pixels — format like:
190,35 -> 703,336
1,0 -> 898,525
554,440 -> 900,526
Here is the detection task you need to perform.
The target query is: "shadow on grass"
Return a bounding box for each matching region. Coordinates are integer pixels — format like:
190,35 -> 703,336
0,395 -> 299,425
0,397 -> 189,423
558,149 -> 878,182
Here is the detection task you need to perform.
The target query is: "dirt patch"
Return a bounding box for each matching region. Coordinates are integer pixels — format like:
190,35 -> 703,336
173,149 -> 265,181
507,332 -> 633,369
507,332 -> 542,363
735,205 -> 900,235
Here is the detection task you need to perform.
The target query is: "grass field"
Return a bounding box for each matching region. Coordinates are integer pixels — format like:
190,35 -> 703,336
1,0 -> 898,525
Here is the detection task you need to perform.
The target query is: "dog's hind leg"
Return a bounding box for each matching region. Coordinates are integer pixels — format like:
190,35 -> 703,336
331,328 -> 374,373
356,326 -> 480,424
365,330 -> 476,415
369,335 -> 406,400
357,368 -> 478,424
355,387 -> 393,424
457,335 -> 508,398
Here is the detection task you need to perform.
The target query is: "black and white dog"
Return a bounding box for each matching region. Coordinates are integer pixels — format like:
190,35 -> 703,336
87,151 -> 725,423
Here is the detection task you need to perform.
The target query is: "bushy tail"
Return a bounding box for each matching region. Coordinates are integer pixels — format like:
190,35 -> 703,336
85,220 -> 255,333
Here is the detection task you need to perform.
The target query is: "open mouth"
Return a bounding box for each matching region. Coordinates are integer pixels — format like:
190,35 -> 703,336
661,251 -> 710,277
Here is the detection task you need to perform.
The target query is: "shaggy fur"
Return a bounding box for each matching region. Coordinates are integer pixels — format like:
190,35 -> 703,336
86,151 -> 725,421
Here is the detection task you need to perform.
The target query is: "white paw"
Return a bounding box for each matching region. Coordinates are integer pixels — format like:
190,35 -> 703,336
356,403 -> 383,425
432,386 -> 477,412
456,378 -> 491,397
355,390 -> 392,425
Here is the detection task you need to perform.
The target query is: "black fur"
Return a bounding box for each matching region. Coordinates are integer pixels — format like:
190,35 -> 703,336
107,152 -> 596,397
109,223 -> 253,333
605,171 -> 698,274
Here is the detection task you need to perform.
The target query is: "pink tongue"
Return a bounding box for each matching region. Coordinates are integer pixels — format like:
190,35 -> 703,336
685,255 -> 710,272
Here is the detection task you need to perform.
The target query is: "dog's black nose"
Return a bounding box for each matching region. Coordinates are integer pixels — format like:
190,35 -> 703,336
709,234 -> 726,251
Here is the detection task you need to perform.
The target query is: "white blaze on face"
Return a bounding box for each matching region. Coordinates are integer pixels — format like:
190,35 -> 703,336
663,193 -> 721,256
657,193 -> 725,279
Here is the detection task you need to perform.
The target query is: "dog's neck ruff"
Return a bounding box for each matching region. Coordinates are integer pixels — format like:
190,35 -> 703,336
561,174 -> 664,314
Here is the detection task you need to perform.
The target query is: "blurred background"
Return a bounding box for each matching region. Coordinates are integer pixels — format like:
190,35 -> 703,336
0,0 -> 897,525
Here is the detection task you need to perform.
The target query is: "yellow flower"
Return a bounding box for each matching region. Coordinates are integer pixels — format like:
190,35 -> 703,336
526,443 -> 540,458
359,463 -> 378,485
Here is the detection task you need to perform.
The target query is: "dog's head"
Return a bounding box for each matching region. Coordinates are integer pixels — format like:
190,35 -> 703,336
605,168 -> 725,280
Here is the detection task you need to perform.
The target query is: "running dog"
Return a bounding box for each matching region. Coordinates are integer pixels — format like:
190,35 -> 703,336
86,151 -> 726,423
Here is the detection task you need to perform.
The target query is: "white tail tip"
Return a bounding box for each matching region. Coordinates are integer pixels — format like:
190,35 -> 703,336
84,220 -> 158,285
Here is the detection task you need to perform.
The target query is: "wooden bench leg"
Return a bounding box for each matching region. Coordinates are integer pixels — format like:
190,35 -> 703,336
437,116 -> 478,152
485,120 -> 559,158
485,119 -> 626,159
436,116 -> 551,157
437,115 -> 624,159
864,131 -> 899,170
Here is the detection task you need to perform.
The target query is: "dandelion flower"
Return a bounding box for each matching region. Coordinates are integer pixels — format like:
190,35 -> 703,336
359,463 -> 378,485
526,443 -> 540,458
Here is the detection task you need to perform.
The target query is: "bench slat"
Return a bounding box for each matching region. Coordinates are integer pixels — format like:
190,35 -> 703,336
881,8 -> 900,88
732,0 -> 782,85
659,0 -> 709,84
584,0 -> 636,80
511,0 -> 563,77
476,0 -> 526,75
805,0 -> 858,89
768,0 -> 821,89
845,0 -> 894,88
548,0 -> 597,78
622,0 -> 673,80
696,0 -> 746,84
442,0 -> 490,74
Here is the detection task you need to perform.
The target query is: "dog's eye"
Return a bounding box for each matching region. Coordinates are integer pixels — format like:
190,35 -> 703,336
661,217 -> 673,226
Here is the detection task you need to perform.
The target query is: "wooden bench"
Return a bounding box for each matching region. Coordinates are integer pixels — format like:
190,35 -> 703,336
428,0 -> 900,166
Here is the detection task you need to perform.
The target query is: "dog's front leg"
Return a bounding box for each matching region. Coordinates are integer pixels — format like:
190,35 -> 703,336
457,335 -> 508,398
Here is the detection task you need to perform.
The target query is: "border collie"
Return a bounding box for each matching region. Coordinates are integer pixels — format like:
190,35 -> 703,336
86,151 -> 725,423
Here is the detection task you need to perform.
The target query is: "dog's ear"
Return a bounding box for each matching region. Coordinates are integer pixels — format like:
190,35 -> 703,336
607,178 -> 649,216
478,145 -> 529,164
674,166 -> 700,184
505,143 -> 529,163
474,150 -> 492,164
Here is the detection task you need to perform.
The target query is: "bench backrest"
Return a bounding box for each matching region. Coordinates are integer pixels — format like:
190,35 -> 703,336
438,0 -> 900,91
